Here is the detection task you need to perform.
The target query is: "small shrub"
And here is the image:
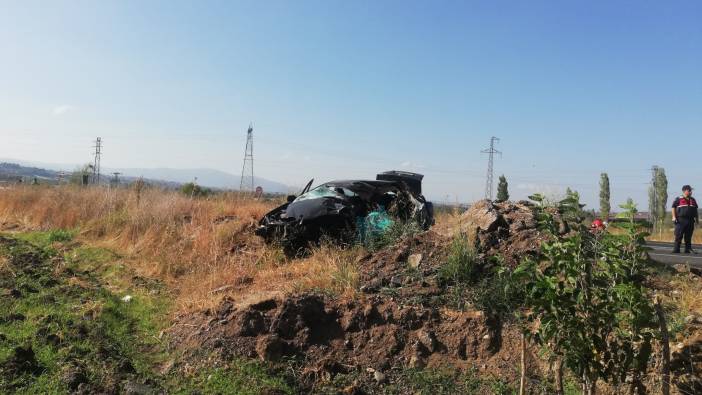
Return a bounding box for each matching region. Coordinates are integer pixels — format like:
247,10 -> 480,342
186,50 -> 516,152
47,229 -> 75,243
485,376 -> 516,394
471,267 -> 523,321
438,233 -> 478,285
180,182 -> 211,197
363,220 -> 421,252
389,368 -> 481,395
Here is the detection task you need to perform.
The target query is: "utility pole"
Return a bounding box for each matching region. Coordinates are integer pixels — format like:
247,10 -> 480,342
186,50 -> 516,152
112,172 -> 121,186
239,124 -> 254,191
92,137 -> 102,185
481,136 -> 501,200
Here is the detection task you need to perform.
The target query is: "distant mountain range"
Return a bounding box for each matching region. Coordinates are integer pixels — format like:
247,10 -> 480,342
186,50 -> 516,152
105,167 -> 290,193
0,159 -> 291,193
0,162 -> 57,180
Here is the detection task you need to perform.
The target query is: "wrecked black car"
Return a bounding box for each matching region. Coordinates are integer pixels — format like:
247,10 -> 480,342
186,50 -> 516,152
255,171 -> 434,255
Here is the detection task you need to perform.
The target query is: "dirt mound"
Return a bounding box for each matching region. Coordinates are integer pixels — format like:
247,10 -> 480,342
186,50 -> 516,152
167,202 -> 578,391
168,211 -> 556,391
458,200 -> 556,267
355,231 -> 449,303
170,292 -> 539,392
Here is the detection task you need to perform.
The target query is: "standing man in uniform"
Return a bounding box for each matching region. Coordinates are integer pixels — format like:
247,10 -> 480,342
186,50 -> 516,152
672,185 -> 698,253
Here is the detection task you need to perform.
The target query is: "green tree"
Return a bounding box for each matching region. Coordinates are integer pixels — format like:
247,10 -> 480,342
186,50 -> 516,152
514,197 -> 657,395
599,173 -> 610,221
648,167 -> 668,230
69,164 -> 92,185
496,175 -> 509,202
180,182 -> 211,198
563,187 -> 586,222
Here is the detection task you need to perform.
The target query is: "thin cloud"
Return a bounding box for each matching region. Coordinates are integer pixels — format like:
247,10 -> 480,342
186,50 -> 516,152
52,105 -> 76,116
399,161 -> 426,170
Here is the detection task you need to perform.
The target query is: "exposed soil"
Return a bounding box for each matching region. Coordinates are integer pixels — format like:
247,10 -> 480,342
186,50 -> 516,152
168,209 -> 556,393
169,292 -> 543,393
355,230 -> 449,304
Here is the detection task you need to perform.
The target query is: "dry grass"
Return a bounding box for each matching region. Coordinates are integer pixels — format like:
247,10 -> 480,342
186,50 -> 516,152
669,275 -> 702,318
432,206 -> 470,237
647,227 -> 702,244
0,255 -> 10,276
0,185 -> 371,311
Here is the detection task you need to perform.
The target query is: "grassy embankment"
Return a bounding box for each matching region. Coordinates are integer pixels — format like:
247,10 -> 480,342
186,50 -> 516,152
0,229 -> 294,394
1,185 -> 701,394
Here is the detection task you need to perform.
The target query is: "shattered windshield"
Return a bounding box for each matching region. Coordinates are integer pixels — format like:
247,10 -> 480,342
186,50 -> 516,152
294,185 -> 358,202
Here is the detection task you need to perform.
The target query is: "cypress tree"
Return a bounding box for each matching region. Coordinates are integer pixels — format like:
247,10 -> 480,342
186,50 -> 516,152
648,167 -> 668,229
496,175 -> 509,202
599,173 -> 610,221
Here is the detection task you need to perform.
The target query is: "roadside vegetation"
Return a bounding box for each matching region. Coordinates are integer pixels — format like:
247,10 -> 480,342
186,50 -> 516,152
1,184 -> 701,394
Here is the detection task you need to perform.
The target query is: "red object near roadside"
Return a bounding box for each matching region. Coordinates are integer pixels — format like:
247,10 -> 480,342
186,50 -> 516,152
591,218 -> 605,229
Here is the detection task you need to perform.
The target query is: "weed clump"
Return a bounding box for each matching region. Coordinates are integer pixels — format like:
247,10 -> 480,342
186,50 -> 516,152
363,220 -> 422,252
46,229 -> 74,243
438,232 -> 478,285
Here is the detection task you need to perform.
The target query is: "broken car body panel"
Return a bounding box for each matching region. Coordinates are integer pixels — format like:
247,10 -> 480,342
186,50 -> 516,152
255,171 -> 434,254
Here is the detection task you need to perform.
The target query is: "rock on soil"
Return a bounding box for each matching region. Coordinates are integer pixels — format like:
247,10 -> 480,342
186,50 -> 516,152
355,231 -> 448,302
458,199 -> 553,267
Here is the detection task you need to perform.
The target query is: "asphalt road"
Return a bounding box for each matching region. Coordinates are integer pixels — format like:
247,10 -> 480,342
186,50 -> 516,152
646,240 -> 702,269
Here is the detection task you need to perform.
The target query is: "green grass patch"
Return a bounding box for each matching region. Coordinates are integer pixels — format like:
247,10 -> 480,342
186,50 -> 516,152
438,233 -> 479,285
172,361 -> 295,395
383,367 -> 516,395
0,234 -> 170,393
14,229 -> 76,247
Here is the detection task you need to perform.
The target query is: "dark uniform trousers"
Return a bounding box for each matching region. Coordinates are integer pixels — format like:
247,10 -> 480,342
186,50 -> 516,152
674,217 -> 695,252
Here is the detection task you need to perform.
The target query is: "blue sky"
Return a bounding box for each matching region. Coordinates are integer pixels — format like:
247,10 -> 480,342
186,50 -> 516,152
1,1 -> 700,207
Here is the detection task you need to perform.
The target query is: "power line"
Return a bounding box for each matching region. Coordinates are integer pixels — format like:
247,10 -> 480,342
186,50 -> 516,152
239,124 -> 254,191
92,137 -> 102,185
481,136 -> 501,200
